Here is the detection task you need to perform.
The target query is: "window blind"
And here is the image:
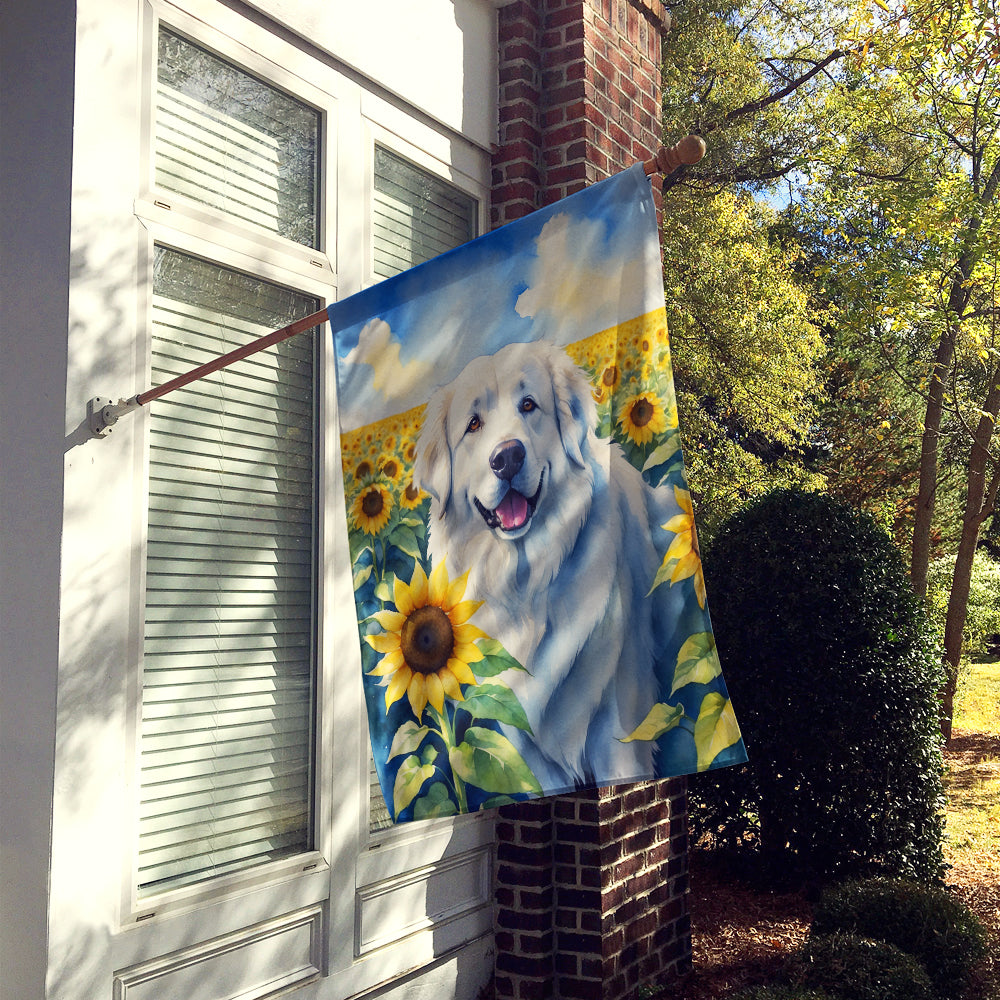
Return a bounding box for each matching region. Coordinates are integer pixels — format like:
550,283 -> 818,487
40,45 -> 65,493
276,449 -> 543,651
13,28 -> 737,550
368,148 -> 477,831
372,146 -> 477,280
138,248 -> 318,895
156,27 -> 320,249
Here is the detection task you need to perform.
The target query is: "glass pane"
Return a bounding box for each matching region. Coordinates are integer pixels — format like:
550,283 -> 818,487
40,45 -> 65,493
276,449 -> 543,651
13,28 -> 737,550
156,27 -> 320,248
373,146 -> 477,279
139,246 -> 318,895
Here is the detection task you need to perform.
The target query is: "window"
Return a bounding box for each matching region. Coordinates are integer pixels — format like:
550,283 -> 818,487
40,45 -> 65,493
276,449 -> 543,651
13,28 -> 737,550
372,145 -> 477,279
136,25 -> 323,898
139,248 -> 318,895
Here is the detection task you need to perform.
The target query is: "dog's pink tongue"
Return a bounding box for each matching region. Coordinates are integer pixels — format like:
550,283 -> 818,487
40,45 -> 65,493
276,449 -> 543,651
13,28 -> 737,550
497,490 -> 528,530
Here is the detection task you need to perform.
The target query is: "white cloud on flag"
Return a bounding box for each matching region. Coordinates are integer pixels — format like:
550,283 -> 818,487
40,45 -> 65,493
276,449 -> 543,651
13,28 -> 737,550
340,318 -> 432,426
514,212 -> 660,344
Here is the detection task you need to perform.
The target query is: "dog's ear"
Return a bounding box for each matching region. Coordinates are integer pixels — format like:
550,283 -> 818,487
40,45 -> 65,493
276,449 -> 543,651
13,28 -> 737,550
549,347 -> 598,468
413,389 -> 453,516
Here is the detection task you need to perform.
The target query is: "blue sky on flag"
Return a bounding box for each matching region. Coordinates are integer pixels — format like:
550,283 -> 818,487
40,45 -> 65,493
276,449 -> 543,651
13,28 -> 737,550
330,164 -> 664,431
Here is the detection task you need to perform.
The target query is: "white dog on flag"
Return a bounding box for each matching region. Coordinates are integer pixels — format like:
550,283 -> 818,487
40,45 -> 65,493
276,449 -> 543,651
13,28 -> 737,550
414,340 -> 676,793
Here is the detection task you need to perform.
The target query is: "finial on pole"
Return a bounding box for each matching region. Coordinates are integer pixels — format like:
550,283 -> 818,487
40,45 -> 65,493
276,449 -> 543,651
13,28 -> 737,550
643,135 -> 707,176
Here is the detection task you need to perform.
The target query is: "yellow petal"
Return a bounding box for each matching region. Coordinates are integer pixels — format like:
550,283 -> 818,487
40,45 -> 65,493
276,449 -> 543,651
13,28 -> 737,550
452,621 -> 489,645
673,486 -> 693,515
428,559 -> 449,607
670,550 -> 700,584
664,532 -> 694,563
368,649 -> 405,676
425,672 -> 445,714
694,568 -> 707,609
373,609 -> 406,632
453,641 -> 485,665
443,568 -> 472,610
384,665 -> 412,709
441,669 -> 464,701
366,631 -> 402,655
448,598 -> 484,626
662,513 -> 692,534
447,657 -> 478,686
407,673 -> 428,718
396,563 -> 427,616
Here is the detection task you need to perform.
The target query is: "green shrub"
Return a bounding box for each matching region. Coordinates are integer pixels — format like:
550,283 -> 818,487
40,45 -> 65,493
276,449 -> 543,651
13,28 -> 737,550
792,933 -> 934,1000
691,489 -> 946,882
733,987 -> 837,1000
811,878 -> 988,999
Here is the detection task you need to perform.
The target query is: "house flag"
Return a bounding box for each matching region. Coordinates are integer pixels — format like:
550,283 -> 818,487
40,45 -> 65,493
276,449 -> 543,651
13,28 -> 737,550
329,164 -> 747,822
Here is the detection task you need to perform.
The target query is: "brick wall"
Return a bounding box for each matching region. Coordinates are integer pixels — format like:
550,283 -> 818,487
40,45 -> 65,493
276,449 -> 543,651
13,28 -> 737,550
490,6 -> 691,998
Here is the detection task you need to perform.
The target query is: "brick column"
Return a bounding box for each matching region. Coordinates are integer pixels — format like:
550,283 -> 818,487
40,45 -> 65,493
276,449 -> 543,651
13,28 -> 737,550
491,3 -> 692,999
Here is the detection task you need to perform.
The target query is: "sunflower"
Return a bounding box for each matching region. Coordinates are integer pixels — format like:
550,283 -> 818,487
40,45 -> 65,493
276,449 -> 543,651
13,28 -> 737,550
352,482 -> 393,535
660,486 -> 707,608
366,562 -> 487,717
379,456 -> 403,482
400,478 -> 425,509
618,390 -> 668,446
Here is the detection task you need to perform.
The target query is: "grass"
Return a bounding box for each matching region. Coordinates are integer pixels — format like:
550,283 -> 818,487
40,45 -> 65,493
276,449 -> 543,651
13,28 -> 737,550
945,660 -> 1000,869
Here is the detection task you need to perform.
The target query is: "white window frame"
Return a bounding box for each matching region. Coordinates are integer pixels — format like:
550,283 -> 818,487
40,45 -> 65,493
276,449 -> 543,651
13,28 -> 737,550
111,0 -> 496,992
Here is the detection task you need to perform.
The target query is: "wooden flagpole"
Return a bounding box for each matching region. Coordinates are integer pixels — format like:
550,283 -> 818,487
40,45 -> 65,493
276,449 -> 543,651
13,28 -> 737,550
88,136 -> 705,437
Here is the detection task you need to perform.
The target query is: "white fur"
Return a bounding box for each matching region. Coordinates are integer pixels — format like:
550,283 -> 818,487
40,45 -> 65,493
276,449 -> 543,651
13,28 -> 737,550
414,341 -> 671,792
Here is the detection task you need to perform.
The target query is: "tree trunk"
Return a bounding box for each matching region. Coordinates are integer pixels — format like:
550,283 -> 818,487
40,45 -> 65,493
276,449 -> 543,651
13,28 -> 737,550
910,330 -> 955,597
940,377 -> 1000,741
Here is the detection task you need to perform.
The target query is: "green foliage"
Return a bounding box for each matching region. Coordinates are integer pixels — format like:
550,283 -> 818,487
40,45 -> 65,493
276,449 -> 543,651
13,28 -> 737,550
691,489 -> 947,882
791,934 -> 934,1000
811,878 -> 988,999
927,550 -> 1000,659
663,188 -> 827,535
733,987 -> 836,1000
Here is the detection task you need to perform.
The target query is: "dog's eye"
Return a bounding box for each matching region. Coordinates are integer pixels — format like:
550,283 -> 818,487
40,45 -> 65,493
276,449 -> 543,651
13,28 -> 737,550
466,414 -> 482,434
519,397 -> 537,414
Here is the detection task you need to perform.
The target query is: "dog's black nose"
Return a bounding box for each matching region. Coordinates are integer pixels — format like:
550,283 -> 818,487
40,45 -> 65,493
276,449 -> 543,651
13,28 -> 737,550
490,440 -> 525,480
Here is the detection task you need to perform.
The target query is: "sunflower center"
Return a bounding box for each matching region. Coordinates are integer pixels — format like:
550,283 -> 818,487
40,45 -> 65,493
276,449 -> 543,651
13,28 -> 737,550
382,459 -> 399,479
361,489 -> 384,518
602,364 -> 619,387
630,397 -> 655,428
401,606 -> 455,675
404,482 -> 420,503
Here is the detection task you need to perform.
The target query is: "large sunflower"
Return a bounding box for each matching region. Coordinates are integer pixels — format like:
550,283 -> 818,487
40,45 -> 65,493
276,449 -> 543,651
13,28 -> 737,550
352,483 -> 393,535
660,486 -> 706,608
366,562 -> 487,718
618,390 -> 668,445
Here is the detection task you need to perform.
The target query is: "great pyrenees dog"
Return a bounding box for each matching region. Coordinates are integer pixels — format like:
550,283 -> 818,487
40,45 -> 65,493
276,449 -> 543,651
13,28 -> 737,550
414,340 -> 675,793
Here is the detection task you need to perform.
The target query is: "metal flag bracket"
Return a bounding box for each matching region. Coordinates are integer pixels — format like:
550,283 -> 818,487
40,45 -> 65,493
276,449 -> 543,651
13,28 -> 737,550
88,395 -> 141,438
85,137 -> 705,440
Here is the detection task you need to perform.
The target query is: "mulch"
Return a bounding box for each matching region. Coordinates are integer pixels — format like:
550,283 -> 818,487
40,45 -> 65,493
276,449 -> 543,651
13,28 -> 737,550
668,732 -> 1000,1000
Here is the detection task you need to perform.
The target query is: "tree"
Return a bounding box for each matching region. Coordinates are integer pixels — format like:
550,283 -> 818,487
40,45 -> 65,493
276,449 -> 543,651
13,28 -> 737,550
805,0 -> 1000,736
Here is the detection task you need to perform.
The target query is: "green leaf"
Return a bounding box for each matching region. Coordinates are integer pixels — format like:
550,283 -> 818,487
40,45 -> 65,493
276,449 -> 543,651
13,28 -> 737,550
388,523 -> 422,560
694,693 -> 742,772
393,754 -> 436,814
374,578 -> 392,603
620,702 -> 685,742
459,682 -> 533,732
671,631 -> 723,695
388,721 -> 431,760
449,727 -> 542,795
412,781 -> 458,819
647,555 -> 676,596
353,562 -> 373,591
471,639 -> 527,677
479,795 -> 518,810
642,435 -> 681,474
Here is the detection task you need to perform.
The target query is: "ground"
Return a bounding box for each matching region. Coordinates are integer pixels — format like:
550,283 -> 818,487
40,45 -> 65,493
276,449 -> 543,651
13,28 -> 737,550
672,720 -> 1000,999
